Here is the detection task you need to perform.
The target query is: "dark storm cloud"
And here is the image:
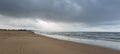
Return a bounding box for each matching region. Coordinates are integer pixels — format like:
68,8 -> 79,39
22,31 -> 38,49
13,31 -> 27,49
0,0 -> 120,25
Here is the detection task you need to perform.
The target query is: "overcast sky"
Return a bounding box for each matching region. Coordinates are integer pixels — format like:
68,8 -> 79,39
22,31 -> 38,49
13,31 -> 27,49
0,0 -> 120,32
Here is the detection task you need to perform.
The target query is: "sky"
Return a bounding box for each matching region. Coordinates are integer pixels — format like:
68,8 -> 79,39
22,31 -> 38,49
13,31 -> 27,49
0,0 -> 120,32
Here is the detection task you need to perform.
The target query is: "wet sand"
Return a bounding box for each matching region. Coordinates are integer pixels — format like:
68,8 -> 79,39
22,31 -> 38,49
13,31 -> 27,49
0,30 -> 120,54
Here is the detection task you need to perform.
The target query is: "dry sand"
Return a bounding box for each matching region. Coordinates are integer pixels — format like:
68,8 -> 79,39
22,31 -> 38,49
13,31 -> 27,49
0,30 -> 120,54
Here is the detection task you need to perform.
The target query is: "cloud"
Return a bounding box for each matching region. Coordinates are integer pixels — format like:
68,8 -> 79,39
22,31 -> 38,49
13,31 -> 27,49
0,0 -> 120,31
0,0 -> 120,24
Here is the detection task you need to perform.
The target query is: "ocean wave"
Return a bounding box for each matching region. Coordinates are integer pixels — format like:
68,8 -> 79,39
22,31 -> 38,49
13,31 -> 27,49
33,31 -> 120,51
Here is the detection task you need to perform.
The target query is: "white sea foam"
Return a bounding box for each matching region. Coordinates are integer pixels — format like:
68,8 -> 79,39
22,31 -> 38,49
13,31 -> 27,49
34,31 -> 120,51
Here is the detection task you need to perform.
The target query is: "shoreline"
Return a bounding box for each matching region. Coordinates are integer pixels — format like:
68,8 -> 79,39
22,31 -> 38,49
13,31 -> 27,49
0,30 -> 120,54
36,33 -> 120,51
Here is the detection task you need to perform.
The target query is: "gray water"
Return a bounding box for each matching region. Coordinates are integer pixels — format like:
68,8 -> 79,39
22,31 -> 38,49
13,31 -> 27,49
40,32 -> 120,42
33,31 -> 120,50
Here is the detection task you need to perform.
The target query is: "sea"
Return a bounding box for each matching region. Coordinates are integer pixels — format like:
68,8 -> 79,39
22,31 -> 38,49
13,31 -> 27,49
33,31 -> 120,51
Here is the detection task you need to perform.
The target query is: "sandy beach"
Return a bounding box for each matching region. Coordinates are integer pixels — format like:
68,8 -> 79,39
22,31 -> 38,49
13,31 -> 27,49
0,30 -> 120,54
